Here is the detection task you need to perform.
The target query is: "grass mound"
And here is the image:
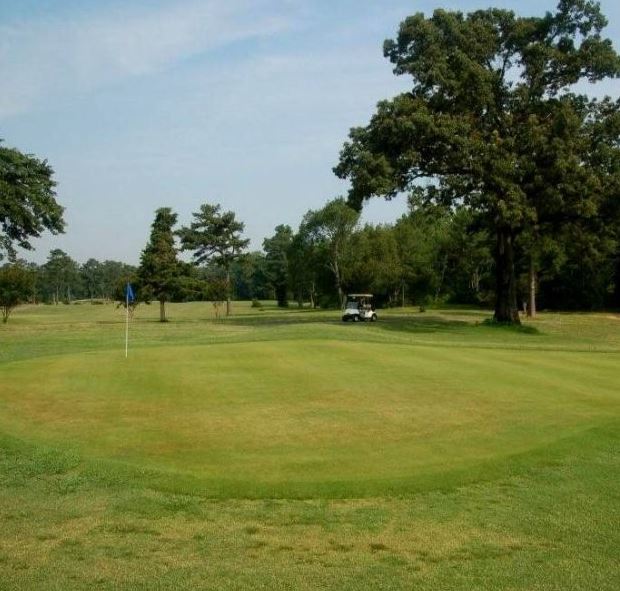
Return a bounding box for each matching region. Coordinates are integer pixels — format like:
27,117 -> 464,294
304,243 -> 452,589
0,337 -> 617,497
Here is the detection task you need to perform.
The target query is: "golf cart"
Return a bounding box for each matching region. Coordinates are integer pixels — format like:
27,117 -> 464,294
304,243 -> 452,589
342,293 -> 377,322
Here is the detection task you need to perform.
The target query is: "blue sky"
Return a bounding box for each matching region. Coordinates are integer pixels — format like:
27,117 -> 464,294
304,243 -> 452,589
1,0 -> 619,264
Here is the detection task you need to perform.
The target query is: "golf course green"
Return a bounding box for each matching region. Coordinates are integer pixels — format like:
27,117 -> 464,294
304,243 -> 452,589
0,302 -> 618,589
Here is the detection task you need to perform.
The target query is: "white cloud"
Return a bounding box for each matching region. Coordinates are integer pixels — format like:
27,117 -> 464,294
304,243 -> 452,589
0,0 -> 296,118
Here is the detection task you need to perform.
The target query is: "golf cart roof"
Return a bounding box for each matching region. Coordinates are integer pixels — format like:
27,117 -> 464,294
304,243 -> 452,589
347,294 -> 373,298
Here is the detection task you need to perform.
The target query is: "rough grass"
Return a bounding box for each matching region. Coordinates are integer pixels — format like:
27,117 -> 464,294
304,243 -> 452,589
0,302 -> 618,589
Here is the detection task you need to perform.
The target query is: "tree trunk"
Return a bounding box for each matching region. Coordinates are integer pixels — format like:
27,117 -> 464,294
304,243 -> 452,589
613,253 -> 620,309
226,269 -> 232,316
435,255 -> 448,302
493,228 -> 520,324
331,259 -> 344,308
159,299 -> 166,322
527,257 -> 537,318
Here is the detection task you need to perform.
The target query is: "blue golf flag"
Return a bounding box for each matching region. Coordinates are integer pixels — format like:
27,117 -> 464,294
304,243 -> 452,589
125,283 -> 135,303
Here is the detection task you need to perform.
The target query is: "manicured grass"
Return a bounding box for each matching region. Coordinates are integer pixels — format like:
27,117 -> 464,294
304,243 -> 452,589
0,302 -> 618,589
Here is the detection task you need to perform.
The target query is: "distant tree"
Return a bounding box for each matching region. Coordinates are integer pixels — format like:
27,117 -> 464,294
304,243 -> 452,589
24,261 -> 41,304
42,249 -> 80,304
0,142 -> 65,260
113,273 -> 143,318
392,207 -> 445,306
205,276 -> 229,320
288,226 -> 323,308
614,255 -> 620,309
347,224 -> 403,304
178,203 -> 249,316
302,198 -> 360,307
335,1 -> 620,323
0,263 -> 34,323
81,258 -> 102,300
100,260 -> 137,300
138,208 -> 181,322
231,252 -> 270,301
175,261 -> 212,303
442,209 -> 493,305
263,225 -> 293,307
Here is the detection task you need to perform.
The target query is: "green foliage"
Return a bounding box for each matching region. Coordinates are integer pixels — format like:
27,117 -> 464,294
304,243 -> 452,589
112,275 -> 142,317
179,203 -> 249,315
79,258 -> 135,301
80,258 -> 101,300
138,208 -> 182,321
302,197 -> 360,306
341,205 -> 493,308
346,224 -> 402,301
335,1 -> 620,323
178,203 -> 249,269
263,225 -> 293,307
231,251 -> 271,301
0,142 -> 65,260
288,228 -> 320,307
42,248 -> 80,304
203,275 -> 230,320
0,263 -> 33,323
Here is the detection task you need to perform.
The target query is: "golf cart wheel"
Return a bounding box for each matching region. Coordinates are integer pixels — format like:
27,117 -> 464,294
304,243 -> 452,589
371,314 -> 377,322
353,315 -> 360,322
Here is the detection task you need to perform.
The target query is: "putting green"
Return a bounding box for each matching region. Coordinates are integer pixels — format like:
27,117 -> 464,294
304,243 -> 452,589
0,339 -> 617,497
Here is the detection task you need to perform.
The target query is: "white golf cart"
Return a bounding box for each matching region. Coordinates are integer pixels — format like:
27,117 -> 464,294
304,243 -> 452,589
342,293 -> 377,322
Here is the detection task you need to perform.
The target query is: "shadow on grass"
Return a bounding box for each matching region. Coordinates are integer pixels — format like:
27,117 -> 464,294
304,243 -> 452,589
480,318 -> 540,335
373,314 -> 471,334
99,305 -> 539,338
373,314 -> 540,336
223,309 -> 542,337
223,309 -> 477,335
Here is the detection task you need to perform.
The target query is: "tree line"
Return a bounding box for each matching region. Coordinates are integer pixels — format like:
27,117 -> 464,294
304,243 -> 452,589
252,193 -> 619,313
1,191 -> 618,324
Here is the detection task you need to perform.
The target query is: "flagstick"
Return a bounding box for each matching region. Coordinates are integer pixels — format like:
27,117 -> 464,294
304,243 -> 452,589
125,289 -> 129,359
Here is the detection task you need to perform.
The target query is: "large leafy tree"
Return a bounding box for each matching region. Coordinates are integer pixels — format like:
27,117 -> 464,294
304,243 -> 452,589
0,142 -> 65,260
138,208 -> 181,322
335,0 -> 620,323
178,203 -> 249,316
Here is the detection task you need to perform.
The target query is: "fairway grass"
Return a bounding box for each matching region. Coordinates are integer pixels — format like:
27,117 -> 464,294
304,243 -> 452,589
0,303 -> 619,589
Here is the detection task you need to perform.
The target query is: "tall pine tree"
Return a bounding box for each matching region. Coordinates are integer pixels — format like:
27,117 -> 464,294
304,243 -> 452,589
139,208 -> 180,322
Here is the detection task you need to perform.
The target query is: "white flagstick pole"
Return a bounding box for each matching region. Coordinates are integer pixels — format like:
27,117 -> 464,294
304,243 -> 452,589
125,286 -> 129,359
